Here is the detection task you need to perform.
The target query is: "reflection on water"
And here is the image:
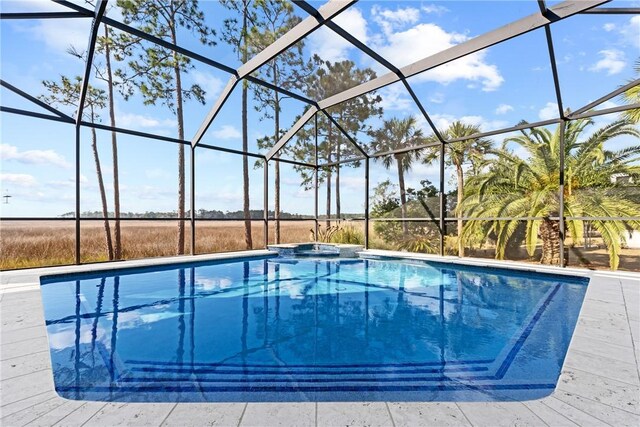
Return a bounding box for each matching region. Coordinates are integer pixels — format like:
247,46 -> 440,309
40,257 -> 588,402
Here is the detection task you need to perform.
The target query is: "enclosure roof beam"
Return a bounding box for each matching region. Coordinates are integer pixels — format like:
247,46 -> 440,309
321,110 -> 370,158
53,0 -> 313,110
402,80 -> 447,143
570,78 -> 640,117
295,1 -> 401,75
1,106 -> 75,124
75,0 -> 107,126
266,106 -> 318,160
1,79 -> 74,121
191,0 -> 354,149
0,11 -> 90,19
296,1 -> 448,144
539,0 -> 566,119
191,77 -> 238,148
316,0 -> 607,111
570,102 -> 640,120
238,0 -> 354,79
580,7 -> 640,14
275,0 -> 606,158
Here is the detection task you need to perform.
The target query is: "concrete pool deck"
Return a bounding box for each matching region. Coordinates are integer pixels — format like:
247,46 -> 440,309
1,250 -> 638,426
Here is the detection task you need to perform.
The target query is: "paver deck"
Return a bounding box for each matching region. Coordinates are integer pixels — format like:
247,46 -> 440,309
1,250 -> 638,426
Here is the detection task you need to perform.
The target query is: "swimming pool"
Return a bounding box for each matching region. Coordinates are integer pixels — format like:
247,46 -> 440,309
40,255 -> 588,402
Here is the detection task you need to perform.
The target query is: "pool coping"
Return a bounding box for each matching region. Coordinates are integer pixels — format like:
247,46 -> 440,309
1,250 -> 639,426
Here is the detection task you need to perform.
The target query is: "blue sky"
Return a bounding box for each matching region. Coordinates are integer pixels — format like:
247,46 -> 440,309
1,0 -> 638,217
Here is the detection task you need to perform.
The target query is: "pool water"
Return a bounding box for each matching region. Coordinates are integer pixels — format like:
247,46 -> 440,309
40,256 -> 588,402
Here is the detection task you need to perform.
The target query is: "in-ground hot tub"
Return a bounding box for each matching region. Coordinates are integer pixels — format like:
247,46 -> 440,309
267,242 -> 364,257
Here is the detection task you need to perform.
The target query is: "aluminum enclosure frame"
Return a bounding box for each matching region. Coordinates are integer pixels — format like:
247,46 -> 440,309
1,0 -> 639,269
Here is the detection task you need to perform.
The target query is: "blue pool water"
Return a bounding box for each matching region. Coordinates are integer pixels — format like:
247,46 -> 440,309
40,255 -> 588,402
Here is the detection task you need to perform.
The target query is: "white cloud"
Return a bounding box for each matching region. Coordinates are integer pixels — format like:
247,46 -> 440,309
538,102 -> 559,120
145,168 -> 171,180
416,113 -> 507,134
0,173 -> 37,187
371,21 -> 503,91
620,16 -> 640,49
13,18 -> 89,55
378,84 -> 414,111
603,23 -> 616,32
191,70 -> 224,101
116,112 -> 175,129
429,93 -> 444,104
495,104 -> 514,115
1,143 -> 71,169
339,175 -> 366,190
421,4 -> 449,15
308,8 -> 368,63
210,125 -> 242,140
372,5 -> 420,34
590,49 -> 626,75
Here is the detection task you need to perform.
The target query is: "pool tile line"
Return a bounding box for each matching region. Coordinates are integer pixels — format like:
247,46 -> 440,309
122,358 -> 496,369
495,284 -> 561,379
128,365 -> 491,376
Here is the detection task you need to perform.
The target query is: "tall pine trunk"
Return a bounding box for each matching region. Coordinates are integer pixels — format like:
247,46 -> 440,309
325,122 -> 333,228
104,24 -> 121,259
274,88 -> 281,244
456,164 -> 464,257
241,3 -> 252,250
170,22 -> 186,255
91,127 -> 114,260
396,155 -> 408,235
336,137 -> 341,221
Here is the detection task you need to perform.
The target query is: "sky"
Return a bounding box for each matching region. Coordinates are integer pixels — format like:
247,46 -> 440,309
1,0 -> 639,218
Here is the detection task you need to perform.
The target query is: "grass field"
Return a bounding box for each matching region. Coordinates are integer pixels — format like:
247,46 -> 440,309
0,220 -> 313,270
1,220 -> 638,271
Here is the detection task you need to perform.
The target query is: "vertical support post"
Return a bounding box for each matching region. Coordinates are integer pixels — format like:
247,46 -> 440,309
75,126 -> 81,264
314,113 -> 319,241
559,120 -> 566,267
364,156 -> 370,250
190,145 -> 195,255
439,141 -> 446,257
74,0 -> 106,265
264,159 -> 269,248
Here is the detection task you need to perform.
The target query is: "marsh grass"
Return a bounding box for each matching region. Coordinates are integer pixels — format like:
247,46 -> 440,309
2,220 -> 638,271
0,220 -> 312,270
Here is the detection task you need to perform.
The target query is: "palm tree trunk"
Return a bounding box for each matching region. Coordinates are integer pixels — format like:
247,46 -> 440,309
396,156 -> 408,235
241,3 -> 252,250
171,25 -> 186,255
540,217 -> 561,265
91,127 -> 114,260
104,24 -> 121,260
456,164 -> 465,257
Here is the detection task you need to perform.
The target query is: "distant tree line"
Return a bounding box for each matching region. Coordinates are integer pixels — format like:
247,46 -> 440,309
61,209 -> 316,219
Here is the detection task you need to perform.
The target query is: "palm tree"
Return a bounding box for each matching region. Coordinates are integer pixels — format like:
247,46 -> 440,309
460,117 -> 640,269
424,121 -> 491,256
371,117 -> 426,234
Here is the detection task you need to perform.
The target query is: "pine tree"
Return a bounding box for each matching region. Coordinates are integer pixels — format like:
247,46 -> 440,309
220,0 -> 258,249
40,76 -> 113,259
251,0 -> 310,243
117,0 -> 215,255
